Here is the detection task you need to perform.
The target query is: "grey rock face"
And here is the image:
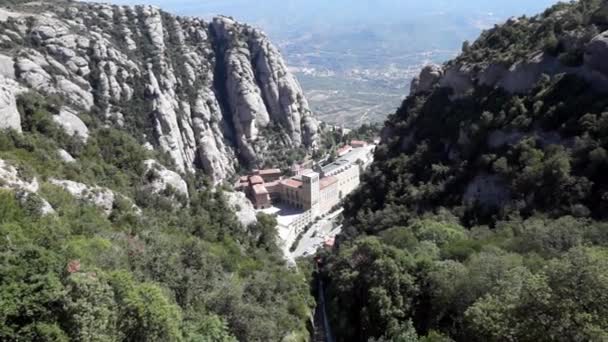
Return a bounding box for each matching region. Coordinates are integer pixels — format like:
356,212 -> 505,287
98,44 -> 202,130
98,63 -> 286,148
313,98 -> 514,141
249,26 -> 318,147
53,108 -> 89,142
211,17 -> 318,164
431,50 -> 608,99
418,27 -> 608,100
0,77 -> 23,132
440,65 -> 475,99
49,178 -> 116,216
225,191 -> 258,227
0,54 -> 15,79
57,149 -> 76,163
143,159 -> 189,199
0,3 -> 319,183
0,159 -> 40,193
585,30 -> 608,76
0,159 -> 55,215
498,53 -> 562,93
410,64 -> 443,95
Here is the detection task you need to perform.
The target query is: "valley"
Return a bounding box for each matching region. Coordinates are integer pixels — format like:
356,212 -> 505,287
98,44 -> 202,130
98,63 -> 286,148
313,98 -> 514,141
287,49 -> 459,127
236,140 -> 376,262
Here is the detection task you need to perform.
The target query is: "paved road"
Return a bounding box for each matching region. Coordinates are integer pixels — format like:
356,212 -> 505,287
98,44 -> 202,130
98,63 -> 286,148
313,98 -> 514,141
292,211 -> 342,258
258,204 -> 343,261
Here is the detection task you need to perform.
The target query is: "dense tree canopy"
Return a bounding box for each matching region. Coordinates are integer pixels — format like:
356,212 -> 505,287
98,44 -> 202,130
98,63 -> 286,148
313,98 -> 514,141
321,1 -> 608,341
0,94 -> 314,341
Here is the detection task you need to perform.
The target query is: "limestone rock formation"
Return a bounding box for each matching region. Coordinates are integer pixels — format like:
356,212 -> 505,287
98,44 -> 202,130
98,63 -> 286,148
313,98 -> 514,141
57,149 -> 76,163
410,15 -> 608,99
410,64 -> 443,95
225,191 -> 257,227
419,49 -> 608,99
0,78 -> 22,132
53,108 -> 89,142
49,178 -> 116,215
0,159 -> 40,194
585,30 -> 608,76
0,159 -> 55,215
439,65 -> 476,99
0,54 -> 15,79
0,2 -> 319,182
143,159 -> 189,199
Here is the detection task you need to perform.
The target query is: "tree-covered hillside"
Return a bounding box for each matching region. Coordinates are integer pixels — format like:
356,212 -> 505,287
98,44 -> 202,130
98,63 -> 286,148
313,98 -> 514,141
321,1 -> 608,341
0,94 -> 313,341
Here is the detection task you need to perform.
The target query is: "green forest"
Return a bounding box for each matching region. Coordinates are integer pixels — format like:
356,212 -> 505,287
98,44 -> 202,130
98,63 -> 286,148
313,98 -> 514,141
0,94 -> 313,341
320,0 -> 608,341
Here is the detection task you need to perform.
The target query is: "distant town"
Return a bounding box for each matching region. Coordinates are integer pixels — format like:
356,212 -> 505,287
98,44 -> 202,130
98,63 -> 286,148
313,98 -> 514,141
236,139 -> 377,259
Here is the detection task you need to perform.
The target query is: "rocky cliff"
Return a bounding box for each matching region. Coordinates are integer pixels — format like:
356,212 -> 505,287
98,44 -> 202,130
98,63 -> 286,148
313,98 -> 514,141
0,1 -> 318,182
411,16 -> 608,99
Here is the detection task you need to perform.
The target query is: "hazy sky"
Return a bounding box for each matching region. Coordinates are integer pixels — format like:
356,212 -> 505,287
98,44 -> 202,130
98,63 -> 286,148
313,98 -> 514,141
90,0 -> 562,38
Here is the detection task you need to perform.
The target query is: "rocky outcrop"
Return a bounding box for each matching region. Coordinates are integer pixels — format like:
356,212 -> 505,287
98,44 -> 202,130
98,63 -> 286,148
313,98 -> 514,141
57,149 -> 76,163
143,159 -> 189,199
249,24 -> 318,147
585,30 -> 608,76
210,17 -> 318,163
49,178 -> 116,215
410,64 -> 443,95
410,21 -> 608,100
53,108 -> 89,141
0,159 -> 54,215
225,191 -> 257,227
439,65 -> 475,98
0,77 -> 23,132
0,54 -> 15,79
421,50 -> 608,99
0,3 -> 319,183
0,159 -> 40,193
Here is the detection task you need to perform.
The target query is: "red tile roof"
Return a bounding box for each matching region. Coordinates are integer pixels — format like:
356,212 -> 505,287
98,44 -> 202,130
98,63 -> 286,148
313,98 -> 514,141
259,168 -> 282,175
249,175 -> 264,185
265,180 -> 281,192
252,184 -> 269,195
320,176 -> 338,190
282,179 -> 303,188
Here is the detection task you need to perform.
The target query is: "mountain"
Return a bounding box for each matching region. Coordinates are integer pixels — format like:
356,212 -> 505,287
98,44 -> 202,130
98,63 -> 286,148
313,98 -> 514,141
321,1 -> 608,341
0,0 -> 318,182
0,1 -> 317,341
347,0 -> 608,232
92,0 -> 563,129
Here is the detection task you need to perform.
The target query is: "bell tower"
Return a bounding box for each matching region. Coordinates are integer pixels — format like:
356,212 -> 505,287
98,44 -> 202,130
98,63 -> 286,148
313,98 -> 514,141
302,172 -> 320,218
